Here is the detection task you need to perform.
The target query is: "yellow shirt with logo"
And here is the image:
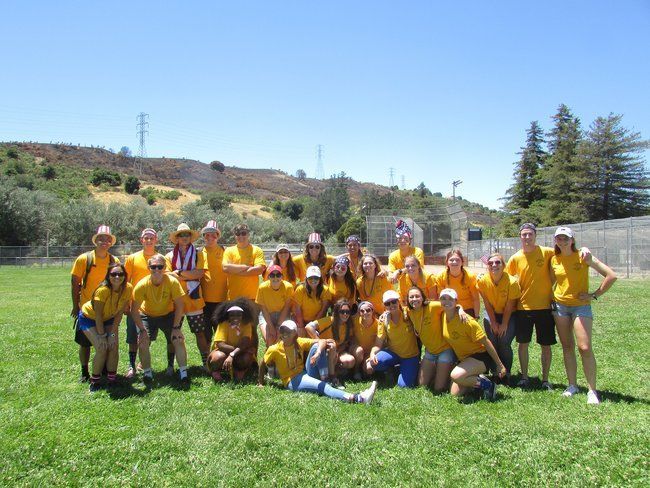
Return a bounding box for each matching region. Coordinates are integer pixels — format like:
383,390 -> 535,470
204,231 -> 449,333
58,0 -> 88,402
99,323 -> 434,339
476,273 -> 521,314
212,320 -> 253,349
201,245 -> 228,303
356,275 -> 392,314
442,314 -> 486,360
407,301 -> 450,355
165,251 -> 207,314
353,316 -> 379,351
292,254 -> 335,282
506,246 -> 555,310
435,270 -> 477,311
256,280 -> 294,313
81,283 -> 133,320
71,251 -> 120,305
327,276 -> 356,302
551,252 -> 590,306
292,284 -> 332,322
398,271 -> 436,305
388,246 -> 425,272
124,250 -> 155,288
223,244 -> 266,300
264,338 -> 316,386
377,314 -> 419,358
133,274 -> 185,317
312,316 -> 353,346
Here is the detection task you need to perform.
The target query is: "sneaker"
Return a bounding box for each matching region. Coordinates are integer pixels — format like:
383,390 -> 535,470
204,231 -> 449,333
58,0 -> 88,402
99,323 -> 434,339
143,371 -> 153,384
478,374 -> 497,401
179,369 -> 189,382
89,382 -> 102,393
517,378 -> 530,389
562,385 -> 579,397
541,381 -> 554,391
125,367 -> 136,380
79,373 -> 90,383
165,366 -> 174,377
359,381 -> 378,405
587,390 -> 600,405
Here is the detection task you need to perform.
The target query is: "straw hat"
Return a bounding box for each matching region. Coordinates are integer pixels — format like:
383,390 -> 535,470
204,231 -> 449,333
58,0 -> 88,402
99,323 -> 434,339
169,223 -> 199,244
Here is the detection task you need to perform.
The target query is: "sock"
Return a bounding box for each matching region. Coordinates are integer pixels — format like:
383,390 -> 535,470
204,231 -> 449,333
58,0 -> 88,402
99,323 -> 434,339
107,371 -> 117,383
143,368 -> 152,375
129,351 -> 137,369
179,366 -> 188,379
200,351 -> 208,366
167,352 -> 175,368
90,374 -> 101,384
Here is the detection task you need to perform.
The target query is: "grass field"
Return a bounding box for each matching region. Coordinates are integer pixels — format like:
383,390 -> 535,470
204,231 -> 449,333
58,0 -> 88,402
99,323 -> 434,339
1,267 -> 648,487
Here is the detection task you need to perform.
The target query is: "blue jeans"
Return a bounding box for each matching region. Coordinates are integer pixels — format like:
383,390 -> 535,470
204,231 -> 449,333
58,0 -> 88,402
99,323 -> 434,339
305,343 -> 329,380
287,372 -> 350,401
373,349 -> 419,387
484,314 -> 516,374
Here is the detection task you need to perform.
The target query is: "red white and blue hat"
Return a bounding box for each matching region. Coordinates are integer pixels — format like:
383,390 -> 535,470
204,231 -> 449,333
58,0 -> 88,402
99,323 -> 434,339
92,225 -> 117,246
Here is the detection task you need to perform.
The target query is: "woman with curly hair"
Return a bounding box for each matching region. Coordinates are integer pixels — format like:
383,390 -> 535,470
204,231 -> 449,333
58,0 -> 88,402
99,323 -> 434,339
207,298 -> 259,382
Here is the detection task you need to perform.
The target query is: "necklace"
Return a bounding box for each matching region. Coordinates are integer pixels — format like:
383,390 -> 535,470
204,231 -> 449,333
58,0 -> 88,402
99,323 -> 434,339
362,274 -> 376,299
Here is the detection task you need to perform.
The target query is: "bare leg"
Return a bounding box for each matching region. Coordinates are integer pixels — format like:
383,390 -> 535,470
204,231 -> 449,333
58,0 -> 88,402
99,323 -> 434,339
418,358 -> 436,387
433,362 -> 454,393
541,345 -> 552,383
555,314 -> 577,386
518,342 -> 530,379
574,316 -> 596,391
450,358 -> 486,396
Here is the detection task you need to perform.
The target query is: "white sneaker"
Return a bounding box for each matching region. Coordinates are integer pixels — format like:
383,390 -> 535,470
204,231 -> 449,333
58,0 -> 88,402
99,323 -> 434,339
359,381 -> 377,405
587,390 -> 600,404
562,385 -> 579,397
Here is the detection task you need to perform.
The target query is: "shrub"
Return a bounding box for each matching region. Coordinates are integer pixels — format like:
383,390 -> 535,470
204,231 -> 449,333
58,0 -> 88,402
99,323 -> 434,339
41,165 -> 56,180
146,194 -> 156,205
124,175 -> 141,194
201,191 -> 232,211
210,160 -> 225,172
91,168 -> 122,187
6,148 -> 19,159
162,190 -> 181,200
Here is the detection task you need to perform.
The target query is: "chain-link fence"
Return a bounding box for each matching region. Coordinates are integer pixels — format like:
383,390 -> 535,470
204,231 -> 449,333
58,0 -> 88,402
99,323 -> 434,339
466,216 -> 650,278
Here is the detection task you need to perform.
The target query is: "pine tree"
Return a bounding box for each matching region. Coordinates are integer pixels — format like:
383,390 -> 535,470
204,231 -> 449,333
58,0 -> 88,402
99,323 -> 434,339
504,121 -> 547,212
578,114 -> 650,220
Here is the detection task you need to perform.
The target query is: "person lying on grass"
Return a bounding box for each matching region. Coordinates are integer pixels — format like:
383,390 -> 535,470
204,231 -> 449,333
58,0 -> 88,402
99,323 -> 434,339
207,299 -> 259,382
258,320 -> 377,405
305,298 -> 357,387
439,288 -> 506,401
77,262 -> 132,392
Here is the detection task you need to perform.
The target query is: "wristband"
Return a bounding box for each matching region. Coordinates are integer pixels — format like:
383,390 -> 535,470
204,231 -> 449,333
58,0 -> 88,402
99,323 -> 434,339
229,351 -> 237,358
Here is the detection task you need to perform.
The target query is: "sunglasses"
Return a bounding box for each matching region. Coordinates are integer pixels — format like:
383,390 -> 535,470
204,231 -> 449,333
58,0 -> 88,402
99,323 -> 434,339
110,272 -> 125,277
308,244 -> 321,249
149,264 -> 165,270
405,264 -> 418,269
384,299 -> 399,306
487,260 -> 502,266
177,232 -> 191,238
269,273 -> 282,278
307,276 -> 320,281
235,231 -> 249,236
359,308 -> 373,314
339,310 -> 351,315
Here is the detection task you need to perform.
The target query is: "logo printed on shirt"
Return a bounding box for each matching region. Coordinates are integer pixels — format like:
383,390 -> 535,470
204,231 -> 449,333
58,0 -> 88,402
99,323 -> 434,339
572,262 -> 582,271
536,258 -> 545,267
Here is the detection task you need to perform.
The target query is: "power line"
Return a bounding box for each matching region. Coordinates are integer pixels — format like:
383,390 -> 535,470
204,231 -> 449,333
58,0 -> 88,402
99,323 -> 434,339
452,179 -> 463,200
315,144 -> 324,179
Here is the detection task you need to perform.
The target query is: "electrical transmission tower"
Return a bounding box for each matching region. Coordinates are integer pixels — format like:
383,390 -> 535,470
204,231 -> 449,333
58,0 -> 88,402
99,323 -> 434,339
135,112 -> 149,174
315,144 -> 324,179
389,167 -> 395,187
401,175 -> 406,190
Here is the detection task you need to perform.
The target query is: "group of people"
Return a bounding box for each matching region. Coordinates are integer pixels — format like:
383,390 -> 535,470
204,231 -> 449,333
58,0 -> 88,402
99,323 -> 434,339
70,218 -> 616,405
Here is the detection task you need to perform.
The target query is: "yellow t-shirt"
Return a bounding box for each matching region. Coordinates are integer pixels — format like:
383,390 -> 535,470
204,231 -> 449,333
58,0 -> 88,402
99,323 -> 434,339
71,251 -> 120,305
312,316 -> 353,346
377,314 -> 419,358
223,244 -> 266,300
81,283 -> 134,320
388,246 -> 425,272
356,275 -> 392,314
133,274 -> 185,317
292,254 -> 335,282
265,261 -> 298,287
353,316 -> 378,351
201,245 -> 228,303
407,301 -> 450,355
124,250 -> 156,288
292,284 -> 332,322
506,246 -> 555,310
256,280 -> 294,313
476,273 -> 521,314
398,271 -> 436,305
212,320 -> 253,349
165,250 -> 207,314
327,276 -> 357,302
264,338 -> 316,386
442,314 -> 486,360
551,252 -> 590,306
435,270 -> 478,311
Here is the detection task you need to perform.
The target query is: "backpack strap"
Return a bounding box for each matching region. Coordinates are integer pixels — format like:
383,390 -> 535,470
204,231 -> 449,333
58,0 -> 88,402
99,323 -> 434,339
81,251 -> 94,290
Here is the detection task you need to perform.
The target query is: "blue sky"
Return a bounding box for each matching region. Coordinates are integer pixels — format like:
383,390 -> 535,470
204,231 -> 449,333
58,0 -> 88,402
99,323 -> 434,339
2,1 -> 648,209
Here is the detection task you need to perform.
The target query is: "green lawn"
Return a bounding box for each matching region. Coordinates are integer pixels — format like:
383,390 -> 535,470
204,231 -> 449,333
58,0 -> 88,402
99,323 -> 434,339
0,267 -> 648,487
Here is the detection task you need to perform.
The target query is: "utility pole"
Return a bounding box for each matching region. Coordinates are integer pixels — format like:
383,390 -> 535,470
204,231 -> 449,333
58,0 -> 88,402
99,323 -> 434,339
452,179 -> 462,200
389,167 -> 395,187
315,144 -> 324,179
135,112 -> 149,174
401,175 -> 406,190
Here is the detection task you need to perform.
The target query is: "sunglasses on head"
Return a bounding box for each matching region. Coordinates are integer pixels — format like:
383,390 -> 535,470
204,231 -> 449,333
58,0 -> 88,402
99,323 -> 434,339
269,272 -> 282,278
308,244 -> 321,249
149,264 -> 165,270
110,272 -> 125,277
384,299 -> 399,306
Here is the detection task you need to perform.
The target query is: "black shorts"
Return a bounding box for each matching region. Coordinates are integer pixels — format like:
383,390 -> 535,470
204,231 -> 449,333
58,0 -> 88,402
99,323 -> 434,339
203,302 -> 221,342
74,321 -> 92,347
140,313 -> 174,344
185,313 -> 206,334
469,351 -> 495,374
514,309 -> 556,346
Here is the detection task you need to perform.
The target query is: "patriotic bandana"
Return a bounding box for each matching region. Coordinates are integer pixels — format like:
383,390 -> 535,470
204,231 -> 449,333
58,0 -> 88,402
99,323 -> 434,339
172,244 -> 201,299
395,219 -> 412,239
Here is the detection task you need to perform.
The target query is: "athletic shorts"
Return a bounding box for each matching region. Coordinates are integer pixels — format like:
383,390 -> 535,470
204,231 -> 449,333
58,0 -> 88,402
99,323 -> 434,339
126,315 -> 138,345
514,309 -> 557,346
185,313 -> 206,334
139,313 -> 174,343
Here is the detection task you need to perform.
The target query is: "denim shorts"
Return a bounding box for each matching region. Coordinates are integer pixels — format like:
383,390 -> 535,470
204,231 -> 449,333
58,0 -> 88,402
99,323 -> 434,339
77,311 -> 116,332
554,303 -> 593,319
423,347 -> 456,364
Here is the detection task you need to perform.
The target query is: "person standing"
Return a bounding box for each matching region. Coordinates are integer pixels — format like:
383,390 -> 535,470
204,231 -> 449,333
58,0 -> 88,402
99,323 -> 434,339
200,220 -> 228,348
222,223 -> 266,300
292,233 -> 335,282
70,225 -> 119,382
388,220 -> 425,284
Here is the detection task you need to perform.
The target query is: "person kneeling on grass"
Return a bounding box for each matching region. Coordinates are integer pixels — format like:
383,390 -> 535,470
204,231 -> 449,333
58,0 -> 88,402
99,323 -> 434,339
258,320 -> 377,405
77,263 -> 133,392
207,300 -> 259,382
439,288 -> 506,401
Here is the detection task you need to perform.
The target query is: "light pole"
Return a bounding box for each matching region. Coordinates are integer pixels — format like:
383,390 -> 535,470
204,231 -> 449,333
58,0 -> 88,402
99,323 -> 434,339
452,180 -> 462,200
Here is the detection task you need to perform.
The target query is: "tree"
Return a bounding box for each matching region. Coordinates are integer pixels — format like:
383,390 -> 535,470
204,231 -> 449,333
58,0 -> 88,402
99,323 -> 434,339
0,179 -> 58,245
210,161 -> 225,172
414,182 -> 432,198
504,121 -> 547,213
201,191 -> 232,211
295,169 -> 306,180
303,173 -> 351,237
91,168 -> 122,187
280,200 -> 304,220
336,215 -> 366,243
578,114 -> 650,220
124,175 -> 141,194
118,146 -> 132,158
